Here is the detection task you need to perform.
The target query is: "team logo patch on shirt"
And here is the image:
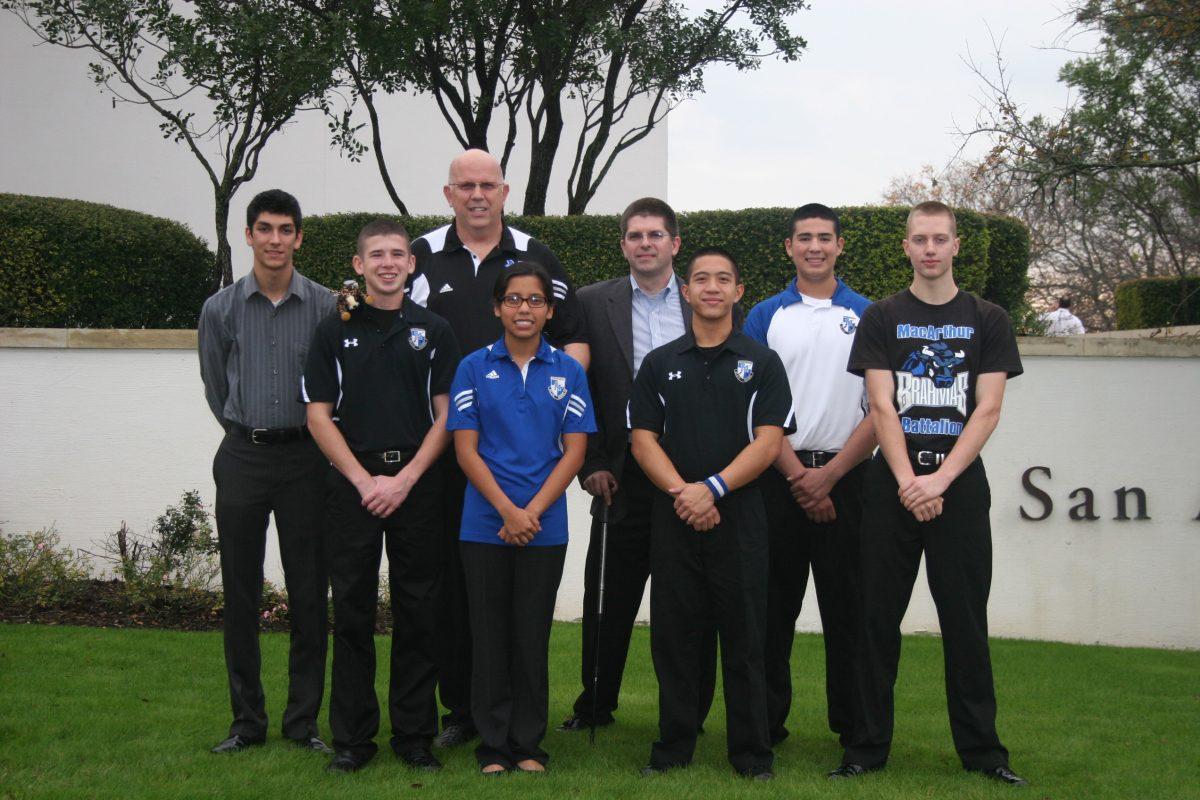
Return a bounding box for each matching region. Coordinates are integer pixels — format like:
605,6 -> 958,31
504,258 -> 516,268
734,360 -> 754,383
408,328 -> 428,350
840,315 -> 858,334
548,376 -> 567,400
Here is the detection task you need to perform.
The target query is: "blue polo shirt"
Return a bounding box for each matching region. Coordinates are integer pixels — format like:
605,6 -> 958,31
447,336 -> 596,546
744,277 -> 871,452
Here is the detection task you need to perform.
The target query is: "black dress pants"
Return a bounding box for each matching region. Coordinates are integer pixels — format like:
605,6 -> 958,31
325,464 -> 443,758
435,456 -> 474,731
762,461 -> 865,746
649,488 -> 773,775
843,455 -> 1010,771
460,540 -> 566,768
212,433 -> 328,742
573,452 -> 717,726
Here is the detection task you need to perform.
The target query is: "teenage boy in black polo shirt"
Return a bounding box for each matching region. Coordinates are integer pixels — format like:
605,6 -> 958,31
630,247 -> 793,780
302,220 -> 460,774
834,201 -> 1026,787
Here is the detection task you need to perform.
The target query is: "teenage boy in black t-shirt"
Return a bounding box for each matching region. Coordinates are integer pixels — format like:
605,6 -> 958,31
302,220 -> 460,774
834,202 -> 1027,787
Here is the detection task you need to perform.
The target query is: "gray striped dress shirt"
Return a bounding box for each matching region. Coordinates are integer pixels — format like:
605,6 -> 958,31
198,269 -> 335,429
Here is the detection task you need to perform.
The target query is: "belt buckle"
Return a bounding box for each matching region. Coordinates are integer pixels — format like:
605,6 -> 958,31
382,450 -> 402,464
250,428 -> 268,445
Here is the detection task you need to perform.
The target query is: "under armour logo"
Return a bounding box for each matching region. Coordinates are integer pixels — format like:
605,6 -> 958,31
439,283 -> 454,293
344,338 -> 358,348
668,371 -> 682,380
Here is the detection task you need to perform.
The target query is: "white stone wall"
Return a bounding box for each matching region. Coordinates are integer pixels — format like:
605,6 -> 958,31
1,333 -> 1198,649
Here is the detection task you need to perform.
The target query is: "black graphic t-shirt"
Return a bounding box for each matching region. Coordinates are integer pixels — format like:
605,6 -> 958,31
847,289 -> 1022,457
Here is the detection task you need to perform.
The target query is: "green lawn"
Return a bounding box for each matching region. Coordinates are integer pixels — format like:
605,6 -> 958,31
0,623 -> 1196,799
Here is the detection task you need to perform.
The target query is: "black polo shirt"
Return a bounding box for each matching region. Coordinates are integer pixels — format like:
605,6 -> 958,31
630,331 -> 794,484
409,222 -> 587,355
300,298 -> 460,452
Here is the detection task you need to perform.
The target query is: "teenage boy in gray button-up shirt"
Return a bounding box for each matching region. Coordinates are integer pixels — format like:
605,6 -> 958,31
198,189 -> 336,756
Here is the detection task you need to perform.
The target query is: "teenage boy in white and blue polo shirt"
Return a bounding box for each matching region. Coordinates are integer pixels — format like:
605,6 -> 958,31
743,204 -> 875,751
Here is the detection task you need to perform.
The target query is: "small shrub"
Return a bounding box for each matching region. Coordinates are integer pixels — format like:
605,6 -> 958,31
1115,276 -> 1200,329
0,526 -> 91,609
91,491 -> 220,611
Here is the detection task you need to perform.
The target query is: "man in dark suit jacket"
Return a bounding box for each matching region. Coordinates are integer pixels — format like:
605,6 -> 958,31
559,198 -> 718,731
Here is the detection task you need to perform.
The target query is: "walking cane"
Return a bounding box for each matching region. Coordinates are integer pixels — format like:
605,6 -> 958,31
590,501 -> 610,745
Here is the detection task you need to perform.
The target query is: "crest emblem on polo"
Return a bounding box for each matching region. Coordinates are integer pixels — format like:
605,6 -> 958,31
408,327 -> 427,350
734,359 -> 754,383
548,376 -> 567,400
840,315 -> 858,334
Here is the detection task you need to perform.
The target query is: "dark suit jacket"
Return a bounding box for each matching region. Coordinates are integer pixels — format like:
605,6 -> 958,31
578,274 -> 742,522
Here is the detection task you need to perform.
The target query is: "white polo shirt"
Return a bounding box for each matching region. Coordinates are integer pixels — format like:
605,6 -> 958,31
744,278 -> 871,452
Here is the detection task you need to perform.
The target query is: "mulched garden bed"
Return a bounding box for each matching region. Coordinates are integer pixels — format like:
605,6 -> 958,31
1,579 -> 394,633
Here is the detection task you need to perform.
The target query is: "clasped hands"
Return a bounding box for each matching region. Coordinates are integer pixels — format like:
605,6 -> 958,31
498,504 -> 542,546
786,466 -> 838,523
897,472 -> 948,522
356,470 -> 416,518
669,483 -> 720,532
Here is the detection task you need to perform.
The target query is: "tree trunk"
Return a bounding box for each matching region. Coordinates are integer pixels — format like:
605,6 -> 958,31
214,193 -> 233,290
523,99 -> 564,216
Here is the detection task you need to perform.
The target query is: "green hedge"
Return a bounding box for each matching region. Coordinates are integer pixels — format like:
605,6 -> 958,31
297,206 -> 1027,315
0,194 -> 213,328
1115,276 -> 1200,329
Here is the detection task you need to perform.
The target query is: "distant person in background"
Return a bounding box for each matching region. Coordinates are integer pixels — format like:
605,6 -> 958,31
198,189 -> 335,756
1040,297 -> 1085,336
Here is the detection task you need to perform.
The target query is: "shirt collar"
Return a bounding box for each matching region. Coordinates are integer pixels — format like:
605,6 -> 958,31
487,335 -> 557,364
782,276 -> 856,309
447,221 -> 517,255
239,269 -> 306,303
629,273 -> 678,300
673,329 -> 750,357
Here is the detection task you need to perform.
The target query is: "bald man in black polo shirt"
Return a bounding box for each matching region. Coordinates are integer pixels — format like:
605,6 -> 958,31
302,220 -> 460,774
630,248 -> 793,780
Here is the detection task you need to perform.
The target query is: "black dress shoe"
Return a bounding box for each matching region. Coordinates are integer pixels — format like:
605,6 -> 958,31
326,750 -> 372,773
432,723 -> 477,748
827,762 -> 876,779
397,747 -> 443,772
739,767 -> 774,781
980,765 -> 1029,787
639,764 -> 672,777
291,736 -> 334,754
210,734 -> 264,754
557,714 -> 613,732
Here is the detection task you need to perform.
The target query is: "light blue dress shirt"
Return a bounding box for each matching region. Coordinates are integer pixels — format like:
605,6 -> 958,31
630,273 -> 686,376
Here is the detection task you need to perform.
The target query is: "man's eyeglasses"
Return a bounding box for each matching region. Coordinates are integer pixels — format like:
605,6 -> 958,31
624,230 -> 671,244
501,294 -> 548,308
450,181 -> 504,194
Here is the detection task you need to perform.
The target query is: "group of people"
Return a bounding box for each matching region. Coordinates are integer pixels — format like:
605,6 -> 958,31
197,147 -> 1028,787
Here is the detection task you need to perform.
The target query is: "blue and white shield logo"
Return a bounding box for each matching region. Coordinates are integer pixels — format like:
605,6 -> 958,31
548,376 -> 567,400
840,315 -> 858,334
734,359 -> 754,383
408,327 -> 428,350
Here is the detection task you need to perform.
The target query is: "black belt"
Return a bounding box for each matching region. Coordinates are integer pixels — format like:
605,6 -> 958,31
797,449 -> 837,468
226,421 -> 311,445
355,449 -> 415,467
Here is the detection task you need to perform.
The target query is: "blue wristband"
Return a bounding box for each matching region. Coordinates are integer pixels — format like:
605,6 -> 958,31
704,474 -> 729,499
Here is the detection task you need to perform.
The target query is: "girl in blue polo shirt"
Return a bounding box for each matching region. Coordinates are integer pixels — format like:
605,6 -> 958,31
447,261 -> 595,775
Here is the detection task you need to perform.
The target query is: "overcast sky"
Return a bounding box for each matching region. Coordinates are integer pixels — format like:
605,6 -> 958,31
667,0 -> 1094,210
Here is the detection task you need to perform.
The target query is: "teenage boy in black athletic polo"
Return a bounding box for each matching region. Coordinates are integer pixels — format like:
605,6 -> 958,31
833,201 -> 1027,787
302,220 -> 460,774
630,247 -> 793,780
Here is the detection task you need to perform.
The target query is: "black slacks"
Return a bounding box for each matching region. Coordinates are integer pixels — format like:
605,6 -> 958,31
762,460 -> 866,746
325,464 -> 443,758
843,455 -> 1010,771
649,488 -> 773,775
435,457 -> 474,730
574,452 -> 717,725
460,540 -> 566,768
212,433 -> 328,742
